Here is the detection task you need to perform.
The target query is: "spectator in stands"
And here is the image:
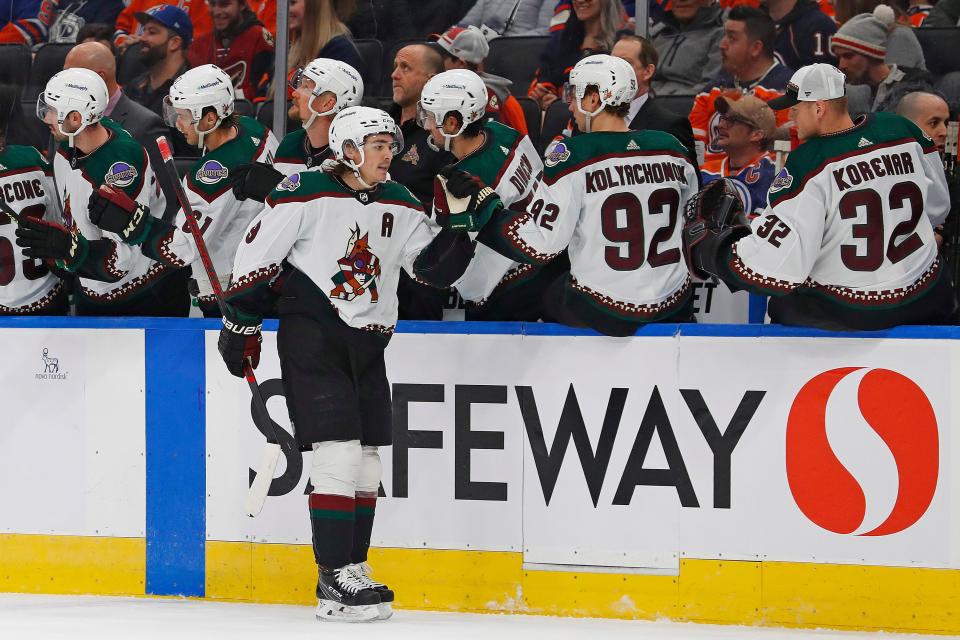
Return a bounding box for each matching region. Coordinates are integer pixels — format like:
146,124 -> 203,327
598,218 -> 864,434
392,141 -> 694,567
188,0 -> 275,101
529,0 -> 625,108
433,25 -> 529,135
834,2 -> 926,68
649,0 -> 724,95
77,23 -> 116,54
114,0 -> 274,52
831,6 -> 934,113
896,90 -> 950,149
701,95 -> 779,215
287,0 -> 362,80
924,0 -> 960,25
347,0 -> 416,42
412,1 -> 476,38
125,6 -> 193,119
388,43 -> 456,319
0,3 -> 56,48
44,1 -> 124,44
690,7 -> 793,165
765,0 -> 838,69
456,0 -> 555,36
906,0 -> 935,25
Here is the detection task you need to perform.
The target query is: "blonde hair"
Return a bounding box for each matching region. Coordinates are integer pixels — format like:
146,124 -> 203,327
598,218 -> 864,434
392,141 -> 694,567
288,0 -> 355,71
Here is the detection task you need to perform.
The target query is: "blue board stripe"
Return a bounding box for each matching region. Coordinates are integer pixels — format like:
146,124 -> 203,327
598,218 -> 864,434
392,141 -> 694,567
145,327 -> 205,597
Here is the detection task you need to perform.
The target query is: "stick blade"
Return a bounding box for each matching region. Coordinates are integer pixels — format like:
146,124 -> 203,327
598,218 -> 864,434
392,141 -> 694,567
245,442 -> 283,517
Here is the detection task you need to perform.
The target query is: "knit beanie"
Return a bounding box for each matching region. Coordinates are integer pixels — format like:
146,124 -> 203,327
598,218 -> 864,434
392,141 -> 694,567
830,5 -> 896,60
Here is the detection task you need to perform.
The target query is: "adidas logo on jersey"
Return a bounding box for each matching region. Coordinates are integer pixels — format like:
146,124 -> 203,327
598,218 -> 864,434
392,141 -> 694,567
858,137 -> 873,148
626,140 -> 640,151
500,146 -> 510,155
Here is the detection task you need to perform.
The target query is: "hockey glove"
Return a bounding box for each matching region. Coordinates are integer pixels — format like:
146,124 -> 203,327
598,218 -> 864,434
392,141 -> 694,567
231,162 -> 285,202
89,185 -> 154,245
14,217 -> 89,272
433,165 -> 502,232
682,179 -> 750,280
218,305 -> 263,378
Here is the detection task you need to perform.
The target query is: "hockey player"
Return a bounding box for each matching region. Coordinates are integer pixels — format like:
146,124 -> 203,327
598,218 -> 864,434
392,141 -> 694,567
418,68 -> 555,320
15,67 -> 186,316
159,63 -> 278,316
0,84 -> 67,315
683,64 -> 953,330
470,55 -> 700,336
84,106 -> 478,622
231,58 -> 363,203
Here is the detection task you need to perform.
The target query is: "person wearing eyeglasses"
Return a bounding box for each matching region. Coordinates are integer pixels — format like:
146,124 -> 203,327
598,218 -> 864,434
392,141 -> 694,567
188,0 -> 276,101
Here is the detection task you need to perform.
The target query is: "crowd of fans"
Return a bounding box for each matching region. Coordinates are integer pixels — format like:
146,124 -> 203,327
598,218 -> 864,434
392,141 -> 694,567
0,0 -> 957,328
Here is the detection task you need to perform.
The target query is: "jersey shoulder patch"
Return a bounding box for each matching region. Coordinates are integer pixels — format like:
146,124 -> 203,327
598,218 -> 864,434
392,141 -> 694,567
83,128 -> 148,194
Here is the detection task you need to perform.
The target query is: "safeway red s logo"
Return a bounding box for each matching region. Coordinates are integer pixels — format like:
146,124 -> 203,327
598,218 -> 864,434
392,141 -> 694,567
786,368 -> 938,536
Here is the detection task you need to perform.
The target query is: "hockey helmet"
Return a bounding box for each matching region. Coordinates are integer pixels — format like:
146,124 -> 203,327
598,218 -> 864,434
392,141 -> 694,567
37,68 -> 109,148
328,106 -> 403,187
289,58 -> 364,129
417,69 -> 488,151
163,64 -> 235,149
563,54 -> 636,131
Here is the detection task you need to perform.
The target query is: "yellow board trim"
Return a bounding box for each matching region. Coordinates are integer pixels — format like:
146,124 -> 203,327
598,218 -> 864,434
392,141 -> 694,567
206,542 -> 960,635
0,534 -> 145,596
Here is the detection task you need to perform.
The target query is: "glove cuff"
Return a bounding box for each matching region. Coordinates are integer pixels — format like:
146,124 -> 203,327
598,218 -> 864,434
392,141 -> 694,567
55,232 -> 89,273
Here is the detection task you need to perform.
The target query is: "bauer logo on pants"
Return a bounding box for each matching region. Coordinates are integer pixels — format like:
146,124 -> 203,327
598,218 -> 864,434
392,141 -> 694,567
105,162 -> 138,188
785,367 -> 939,536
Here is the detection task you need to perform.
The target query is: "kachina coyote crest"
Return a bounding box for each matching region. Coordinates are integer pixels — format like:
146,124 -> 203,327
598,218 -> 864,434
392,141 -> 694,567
330,225 -> 381,302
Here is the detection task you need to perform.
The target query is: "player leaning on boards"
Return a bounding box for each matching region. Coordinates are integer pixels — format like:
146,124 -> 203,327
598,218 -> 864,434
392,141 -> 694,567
684,64 -> 953,330
15,68 -> 184,316
418,68 -> 553,321
87,105 -> 479,622
231,58 -> 363,203
0,84 -> 67,315
469,54 -> 699,336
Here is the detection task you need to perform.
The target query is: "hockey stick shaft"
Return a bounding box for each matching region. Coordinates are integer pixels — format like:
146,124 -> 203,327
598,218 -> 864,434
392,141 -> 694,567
155,136 -> 287,516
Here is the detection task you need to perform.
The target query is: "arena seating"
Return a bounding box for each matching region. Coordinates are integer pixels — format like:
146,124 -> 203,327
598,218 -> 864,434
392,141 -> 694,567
915,28 -> 960,77
516,96 -> 542,151
353,38 -> 383,98
0,45 -> 33,97
485,36 -> 549,97
28,43 -> 74,100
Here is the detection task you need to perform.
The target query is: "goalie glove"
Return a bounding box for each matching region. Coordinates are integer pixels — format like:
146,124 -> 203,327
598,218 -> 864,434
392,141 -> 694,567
231,162 -> 285,202
218,304 -> 263,378
432,165 -> 502,232
14,217 -> 89,272
89,185 -> 154,245
682,178 -> 751,281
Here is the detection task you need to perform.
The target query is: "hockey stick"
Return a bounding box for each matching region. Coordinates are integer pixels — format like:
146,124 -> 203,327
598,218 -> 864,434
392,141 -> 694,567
155,136 -> 291,517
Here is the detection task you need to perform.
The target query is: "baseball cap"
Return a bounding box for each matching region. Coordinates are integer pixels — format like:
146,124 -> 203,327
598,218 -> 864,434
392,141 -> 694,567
767,63 -> 846,111
715,94 -> 775,140
432,26 -> 490,65
135,4 -> 193,45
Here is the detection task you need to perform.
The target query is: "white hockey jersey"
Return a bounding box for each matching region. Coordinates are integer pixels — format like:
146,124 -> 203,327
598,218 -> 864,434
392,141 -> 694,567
445,121 -> 542,303
0,145 -> 61,312
728,113 -> 949,312
53,118 -> 168,304
227,171 -> 441,334
174,116 -> 278,300
272,127 -> 330,175
484,129 -> 699,322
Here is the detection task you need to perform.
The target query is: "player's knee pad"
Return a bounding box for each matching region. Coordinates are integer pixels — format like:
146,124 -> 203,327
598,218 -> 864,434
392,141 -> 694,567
356,446 -> 382,494
310,440 -> 361,497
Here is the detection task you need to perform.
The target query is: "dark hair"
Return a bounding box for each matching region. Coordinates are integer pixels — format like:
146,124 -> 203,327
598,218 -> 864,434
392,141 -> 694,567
77,23 -> 117,54
583,85 -> 630,117
201,106 -> 240,130
727,6 -> 776,58
436,48 -> 480,72
614,32 -> 659,68
441,109 -> 490,138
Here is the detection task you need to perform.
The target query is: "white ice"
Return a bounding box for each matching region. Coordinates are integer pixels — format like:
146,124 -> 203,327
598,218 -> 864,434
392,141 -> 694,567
0,594 -> 952,640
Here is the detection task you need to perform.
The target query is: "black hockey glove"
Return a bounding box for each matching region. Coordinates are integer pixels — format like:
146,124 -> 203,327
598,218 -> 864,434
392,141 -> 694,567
89,185 -> 154,245
682,178 -> 751,280
231,162 -> 284,202
218,305 -> 263,378
433,165 -> 502,232
14,217 -> 89,272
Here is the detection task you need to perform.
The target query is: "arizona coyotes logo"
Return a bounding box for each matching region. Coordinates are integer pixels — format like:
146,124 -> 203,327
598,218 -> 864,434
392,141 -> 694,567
330,225 -> 381,303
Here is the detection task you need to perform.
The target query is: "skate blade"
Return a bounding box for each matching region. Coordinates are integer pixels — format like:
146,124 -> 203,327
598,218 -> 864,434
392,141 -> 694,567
315,601 -> 380,623
376,602 -> 393,620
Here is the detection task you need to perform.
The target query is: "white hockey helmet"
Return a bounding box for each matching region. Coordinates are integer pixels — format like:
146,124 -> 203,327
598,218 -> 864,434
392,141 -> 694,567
289,58 -> 364,129
417,69 -> 488,151
328,106 -> 403,188
563,54 -> 636,132
37,68 -> 109,147
163,64 -> 235,149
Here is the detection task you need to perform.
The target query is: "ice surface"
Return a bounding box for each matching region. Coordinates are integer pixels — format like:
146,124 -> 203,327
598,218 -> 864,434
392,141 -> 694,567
0,594 -> 952,640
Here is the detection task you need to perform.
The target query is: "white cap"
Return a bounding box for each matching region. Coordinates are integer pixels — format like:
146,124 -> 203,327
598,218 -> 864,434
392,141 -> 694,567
768,63 -> 846,110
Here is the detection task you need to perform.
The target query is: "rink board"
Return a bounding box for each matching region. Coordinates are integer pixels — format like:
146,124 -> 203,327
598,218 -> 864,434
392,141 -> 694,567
2,318 -> 960,634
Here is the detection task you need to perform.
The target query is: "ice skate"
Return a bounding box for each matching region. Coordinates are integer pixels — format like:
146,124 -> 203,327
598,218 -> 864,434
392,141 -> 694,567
315,566 -> 381,623
349,563 -> 395,620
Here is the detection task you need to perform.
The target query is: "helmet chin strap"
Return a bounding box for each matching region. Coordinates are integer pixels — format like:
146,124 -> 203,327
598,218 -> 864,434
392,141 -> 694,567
195,116 -> 222,152
303,94 -> 336,131
343,147 -> 377,190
